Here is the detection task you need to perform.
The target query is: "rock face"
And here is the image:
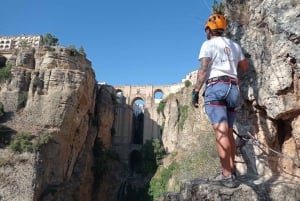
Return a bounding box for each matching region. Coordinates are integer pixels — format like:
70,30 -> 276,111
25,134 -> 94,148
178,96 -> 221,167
158,176 -> 300,201
227,0 -> 300,177
161,87 -> 213,153
0,0 -> 299,200
158,0 -> 300,200
0,46 -> 117,201
161,0 -> 300,177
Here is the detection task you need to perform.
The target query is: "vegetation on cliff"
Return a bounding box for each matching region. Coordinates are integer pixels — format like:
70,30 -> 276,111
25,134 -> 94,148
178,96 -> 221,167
0,64 -> 12,82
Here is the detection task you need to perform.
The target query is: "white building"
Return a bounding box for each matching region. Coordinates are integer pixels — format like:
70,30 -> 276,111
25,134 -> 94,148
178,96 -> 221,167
0,34 -> 42,50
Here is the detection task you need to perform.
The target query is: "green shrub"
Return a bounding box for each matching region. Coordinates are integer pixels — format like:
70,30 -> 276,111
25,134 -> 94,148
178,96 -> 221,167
32,76 -> 44,89
140,138 -> 166,175
67,45 -> 79,56
42,33 -> 59,46
152,138 -> 166,164
19,40 -> 30,49
168,132 -> 219,186
159,122 -> 165,135
32,133 -> 52,151
212,0 -> 225,14
122,138 -> 166,200
9,132 -> 34,153
9,132 -> 52,153
149,162 -> 179,199
78,46 -> 86,57
18,92 -> 28,109
0,64 -> 12,82
178,142 -> 218,178
178,105 -> 189,130
92,139 -> 119,180
156,101 -> 166,117
184,80 -> 192,88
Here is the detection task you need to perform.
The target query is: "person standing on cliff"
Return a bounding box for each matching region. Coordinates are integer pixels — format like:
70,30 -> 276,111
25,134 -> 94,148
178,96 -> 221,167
192,14 -> 249,188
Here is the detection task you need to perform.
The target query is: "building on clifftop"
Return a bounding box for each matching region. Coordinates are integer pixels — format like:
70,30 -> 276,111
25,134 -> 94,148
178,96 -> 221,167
0,34 -> 42,50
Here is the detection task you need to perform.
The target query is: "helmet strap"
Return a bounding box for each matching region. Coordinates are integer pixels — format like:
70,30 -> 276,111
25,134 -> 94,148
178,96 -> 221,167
205,28 -> 212,40
211,29 -> 224,36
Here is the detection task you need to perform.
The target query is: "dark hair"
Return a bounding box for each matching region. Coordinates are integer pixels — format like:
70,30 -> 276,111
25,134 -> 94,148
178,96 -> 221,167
211,29 -> 224,36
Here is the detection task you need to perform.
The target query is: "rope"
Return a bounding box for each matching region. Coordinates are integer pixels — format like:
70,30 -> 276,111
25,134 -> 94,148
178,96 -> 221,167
233,129 -> 300,167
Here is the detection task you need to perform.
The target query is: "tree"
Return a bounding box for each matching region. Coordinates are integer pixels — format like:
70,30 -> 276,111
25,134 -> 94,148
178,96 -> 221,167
42,33 -> 59,46
19,40 -> 30,49
212,0 -> 225,14
67,45 -> 78,56
78,46 -> 86,56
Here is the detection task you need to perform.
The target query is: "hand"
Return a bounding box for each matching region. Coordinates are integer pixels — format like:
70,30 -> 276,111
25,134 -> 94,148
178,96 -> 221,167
192,89 -> 199,108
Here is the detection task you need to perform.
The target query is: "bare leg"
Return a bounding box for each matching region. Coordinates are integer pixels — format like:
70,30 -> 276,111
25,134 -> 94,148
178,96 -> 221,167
213,121 -> 232,177
228,127 -> 236,172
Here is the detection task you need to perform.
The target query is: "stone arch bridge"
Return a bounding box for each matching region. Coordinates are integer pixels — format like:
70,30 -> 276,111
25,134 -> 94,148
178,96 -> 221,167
103,70 -> 197,164
110,82 -> 187,163
113,83 -> 186,141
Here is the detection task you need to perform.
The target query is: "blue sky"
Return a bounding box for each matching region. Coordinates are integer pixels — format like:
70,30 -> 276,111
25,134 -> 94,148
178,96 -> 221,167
2,0 -> 214,85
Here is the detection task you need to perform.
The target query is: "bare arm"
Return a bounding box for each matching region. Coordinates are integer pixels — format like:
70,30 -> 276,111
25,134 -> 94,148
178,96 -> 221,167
238,59 -> 249,72
194,57 -> 211,92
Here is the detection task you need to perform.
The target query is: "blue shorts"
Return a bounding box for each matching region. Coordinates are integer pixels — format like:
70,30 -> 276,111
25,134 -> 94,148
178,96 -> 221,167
204,82 -> 240,127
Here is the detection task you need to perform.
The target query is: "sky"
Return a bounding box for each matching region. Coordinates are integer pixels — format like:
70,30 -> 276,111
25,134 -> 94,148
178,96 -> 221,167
1,0 -> 214,86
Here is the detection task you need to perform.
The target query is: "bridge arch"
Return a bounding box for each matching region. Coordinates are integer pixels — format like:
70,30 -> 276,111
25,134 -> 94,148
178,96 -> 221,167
131,96 -> 146,107
132,97 -> 145,144
115,88 -> 123,94
115,89 -> 126,104
153,88 -> 164,102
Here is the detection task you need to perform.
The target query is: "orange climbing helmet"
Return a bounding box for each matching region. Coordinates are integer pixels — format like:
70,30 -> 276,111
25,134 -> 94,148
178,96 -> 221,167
205,14 -> 227,31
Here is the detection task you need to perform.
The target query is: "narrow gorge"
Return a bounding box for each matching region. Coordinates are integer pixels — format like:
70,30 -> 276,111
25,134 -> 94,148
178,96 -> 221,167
0,0 -> 299,201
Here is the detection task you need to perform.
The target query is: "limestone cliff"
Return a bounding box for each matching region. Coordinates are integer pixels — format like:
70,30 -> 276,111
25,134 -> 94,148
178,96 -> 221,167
0,0 -> 299,200
157,0 -> 300,200
228,0 -> 300,178
160,0 -> 300,178
0,46 -> 119,201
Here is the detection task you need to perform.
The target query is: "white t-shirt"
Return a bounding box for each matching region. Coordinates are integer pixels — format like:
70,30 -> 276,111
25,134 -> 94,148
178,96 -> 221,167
198,37 -> 245,79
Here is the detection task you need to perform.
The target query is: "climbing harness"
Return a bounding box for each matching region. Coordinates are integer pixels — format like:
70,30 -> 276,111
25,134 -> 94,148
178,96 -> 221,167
205,76 -> 238,112
206,76 -> 238,85
233,129 -> 300,168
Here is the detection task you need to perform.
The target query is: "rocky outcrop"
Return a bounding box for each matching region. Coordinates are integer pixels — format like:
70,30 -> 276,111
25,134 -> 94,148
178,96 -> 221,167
161,87 -> 213,153
0,0 -> 299,200
157,0 -> 300,200
161,0 -> 300,178
226,0 -> 300,178
96,85 -> 115,148
158,175 -> 300,201
0,46 -> 117,201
